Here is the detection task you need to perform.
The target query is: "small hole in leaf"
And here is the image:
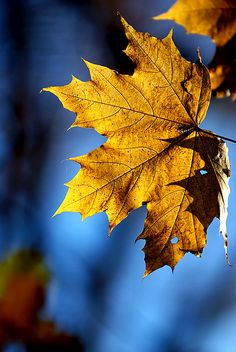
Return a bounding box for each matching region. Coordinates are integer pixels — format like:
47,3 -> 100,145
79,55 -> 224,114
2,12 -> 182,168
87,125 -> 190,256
200,169 -> 208,175
171,237 -> 178,244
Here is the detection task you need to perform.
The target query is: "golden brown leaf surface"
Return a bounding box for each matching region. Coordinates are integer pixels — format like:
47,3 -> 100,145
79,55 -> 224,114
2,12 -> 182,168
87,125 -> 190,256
44,18 -> 230,275
155,0 -> 236,47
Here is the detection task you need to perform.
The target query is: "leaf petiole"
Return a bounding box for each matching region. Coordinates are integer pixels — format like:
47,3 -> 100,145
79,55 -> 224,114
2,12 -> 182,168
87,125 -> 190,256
197,128 -> 236,144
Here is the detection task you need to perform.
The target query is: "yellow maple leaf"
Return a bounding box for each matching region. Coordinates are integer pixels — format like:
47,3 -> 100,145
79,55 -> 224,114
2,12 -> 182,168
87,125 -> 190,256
44,17 -> 230,275
154,0 -> 236,47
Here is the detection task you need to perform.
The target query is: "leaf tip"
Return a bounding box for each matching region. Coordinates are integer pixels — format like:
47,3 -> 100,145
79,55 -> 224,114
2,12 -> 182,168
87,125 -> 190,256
66,124 -> 74,132
153,11 -> 170,21
119,14 -> 126,24
220,229 -> 231,266
81,214 -> 86,221
142,269 -> 151,278
108,223 -> 115,237
81,58 -> 96,75
81,57 -> 90,69
68,156 -> 78,163
119,15 -> 133,34
41,85 -> 59,97
41,86 -> 51,93
167,28 -> 174,39
52,208 -> 60,218
80,57 -> 86,64
196,47 -> 202,63
52,196 -> 69,217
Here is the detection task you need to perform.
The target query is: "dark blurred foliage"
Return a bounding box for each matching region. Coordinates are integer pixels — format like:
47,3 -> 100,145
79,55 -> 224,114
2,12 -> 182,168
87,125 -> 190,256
59,0 -> 135,74
209,35 -> 236,100
1,0 -> 236,352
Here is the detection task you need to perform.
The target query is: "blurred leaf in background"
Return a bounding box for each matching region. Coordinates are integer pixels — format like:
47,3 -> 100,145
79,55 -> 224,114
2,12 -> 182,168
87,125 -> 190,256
0,249 -> 84,351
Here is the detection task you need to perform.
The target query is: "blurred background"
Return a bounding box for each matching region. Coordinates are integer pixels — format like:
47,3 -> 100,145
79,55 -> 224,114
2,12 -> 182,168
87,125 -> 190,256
0,0 -> 236,351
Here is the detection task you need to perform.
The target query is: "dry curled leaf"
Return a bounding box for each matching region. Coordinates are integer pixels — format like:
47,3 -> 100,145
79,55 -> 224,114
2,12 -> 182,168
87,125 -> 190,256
44,17 -> 230,276
155,0 -> 236,99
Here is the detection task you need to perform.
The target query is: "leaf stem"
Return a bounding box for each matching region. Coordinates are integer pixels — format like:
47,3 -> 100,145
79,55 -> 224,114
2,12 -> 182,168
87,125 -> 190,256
197,128 -> 236,144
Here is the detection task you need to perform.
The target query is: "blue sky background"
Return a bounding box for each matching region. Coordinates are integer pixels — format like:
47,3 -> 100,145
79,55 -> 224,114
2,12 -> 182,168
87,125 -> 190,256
1,0 -> 236,351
